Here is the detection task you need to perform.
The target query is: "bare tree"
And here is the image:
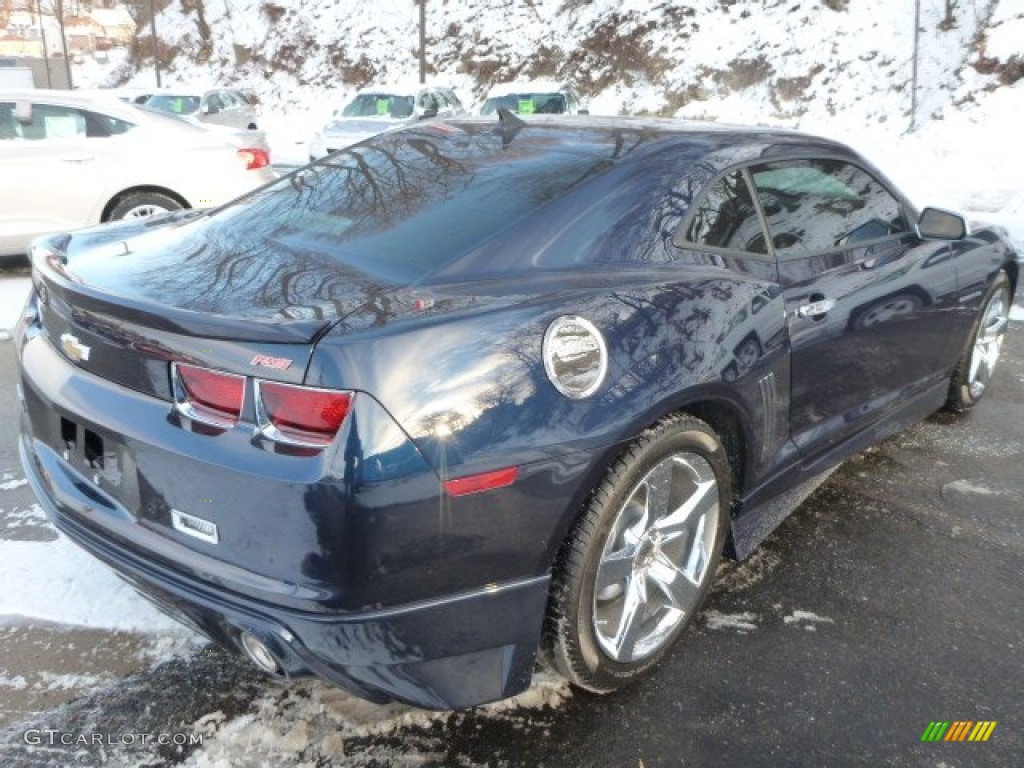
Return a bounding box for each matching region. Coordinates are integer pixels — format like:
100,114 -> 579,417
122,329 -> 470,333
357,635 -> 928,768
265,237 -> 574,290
940,0 -> 958,31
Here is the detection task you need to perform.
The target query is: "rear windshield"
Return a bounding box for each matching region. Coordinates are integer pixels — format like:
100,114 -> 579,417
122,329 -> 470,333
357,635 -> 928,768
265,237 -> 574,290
342,94 -> 414,119
202,123 -> 625,283
481,93 -> 567,115
146,94 -> 200,115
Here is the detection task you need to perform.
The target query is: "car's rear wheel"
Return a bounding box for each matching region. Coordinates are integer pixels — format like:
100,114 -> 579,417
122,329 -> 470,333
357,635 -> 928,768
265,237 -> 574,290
108,192 -> 182,221
544,414 -> 730,693
945,270 -> 1011,411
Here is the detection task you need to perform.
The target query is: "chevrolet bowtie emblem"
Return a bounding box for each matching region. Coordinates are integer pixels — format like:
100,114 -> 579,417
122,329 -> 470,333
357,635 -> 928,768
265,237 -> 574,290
60,333 -> 91,363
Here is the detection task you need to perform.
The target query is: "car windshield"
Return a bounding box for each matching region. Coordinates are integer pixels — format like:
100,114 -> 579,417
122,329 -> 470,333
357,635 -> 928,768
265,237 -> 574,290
481,93 -> 568,115
341,94 -> 415,119
195,123 -> 626,285
145,94 -> 201,116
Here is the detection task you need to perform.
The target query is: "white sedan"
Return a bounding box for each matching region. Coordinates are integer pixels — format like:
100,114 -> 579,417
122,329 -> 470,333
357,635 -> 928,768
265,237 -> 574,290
0,90 -> 277,258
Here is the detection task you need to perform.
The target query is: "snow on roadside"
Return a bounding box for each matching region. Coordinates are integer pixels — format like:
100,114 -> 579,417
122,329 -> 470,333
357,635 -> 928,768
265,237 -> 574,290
0,276 -> 31,333
703,610 -> 758,633
181,672 -> 571,767
782,610 -> 835,627
0,527 -> 194,635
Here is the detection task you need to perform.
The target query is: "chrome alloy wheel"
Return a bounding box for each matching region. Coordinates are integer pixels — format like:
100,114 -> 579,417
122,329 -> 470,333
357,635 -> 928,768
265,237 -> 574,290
967,284 -> 1010,400
592,452 -> 719,663
122,203 -> 169,218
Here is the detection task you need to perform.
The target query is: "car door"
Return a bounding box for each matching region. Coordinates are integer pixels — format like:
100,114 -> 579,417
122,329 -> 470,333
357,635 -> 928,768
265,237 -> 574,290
0,101 -> 119,252
749,156 -> 960,460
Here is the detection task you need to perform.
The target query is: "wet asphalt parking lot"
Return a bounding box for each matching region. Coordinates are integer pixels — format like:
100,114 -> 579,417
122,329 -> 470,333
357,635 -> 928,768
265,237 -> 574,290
0,261 -> 1020,767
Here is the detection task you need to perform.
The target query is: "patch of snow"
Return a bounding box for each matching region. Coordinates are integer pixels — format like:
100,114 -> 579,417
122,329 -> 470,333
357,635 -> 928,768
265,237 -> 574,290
35,671 -> 113,692
1010,306 -> 1024,323
944,480 -> 999,496
783,610 -> 835,626
0,674 -> 29,690
704,610 -> 758,632
715,548 -> 782,593
0,527 -> 198,634
0,277 -> 31,332
137,633 -> 206,665
181,670 -> 570,766
0,478 -> 28,491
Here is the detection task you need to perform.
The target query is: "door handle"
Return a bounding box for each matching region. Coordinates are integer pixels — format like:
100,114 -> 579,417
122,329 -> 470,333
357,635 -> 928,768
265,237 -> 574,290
796,298 -> 836,318
61,154 -> 95,164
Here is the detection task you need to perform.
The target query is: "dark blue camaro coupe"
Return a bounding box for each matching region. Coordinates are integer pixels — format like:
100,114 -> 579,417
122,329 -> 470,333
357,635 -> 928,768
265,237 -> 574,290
15,114 -> 1018,709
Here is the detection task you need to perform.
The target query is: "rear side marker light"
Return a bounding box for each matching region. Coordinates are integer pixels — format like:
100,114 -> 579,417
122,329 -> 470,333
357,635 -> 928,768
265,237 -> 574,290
444,467 -> 519,497
172,363 -> 245,429
255,380 -> 353,448
238,148 -> 270,170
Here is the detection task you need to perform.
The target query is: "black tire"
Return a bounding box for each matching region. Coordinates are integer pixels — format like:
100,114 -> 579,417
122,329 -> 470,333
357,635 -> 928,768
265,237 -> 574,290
543,413 -> 731,693
107,191 -> 182,221
945,270 -> 1011,412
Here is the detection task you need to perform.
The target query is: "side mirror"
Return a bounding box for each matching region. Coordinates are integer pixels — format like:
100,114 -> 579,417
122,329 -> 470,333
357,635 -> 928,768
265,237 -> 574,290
14,100 -> 32,124
417,105 -> 438,119
917,207 -> 969,240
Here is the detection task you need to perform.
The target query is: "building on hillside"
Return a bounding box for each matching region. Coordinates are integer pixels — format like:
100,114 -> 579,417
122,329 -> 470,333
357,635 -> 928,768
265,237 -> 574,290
90,6 -> 134,46
64,15 -> 104,54
0,10 -> 63,58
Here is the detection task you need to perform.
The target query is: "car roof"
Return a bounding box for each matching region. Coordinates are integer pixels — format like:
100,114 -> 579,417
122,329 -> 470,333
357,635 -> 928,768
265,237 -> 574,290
0,89 -> 146,119
447,114 -> 843,147
355,83 -> 432,96
485,80 -> 573,97
3,88 -> 123,105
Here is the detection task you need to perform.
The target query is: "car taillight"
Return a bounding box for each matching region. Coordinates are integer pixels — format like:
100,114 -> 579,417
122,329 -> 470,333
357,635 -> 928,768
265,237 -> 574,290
256,380 -> 353,447
237,148 -> 270,170
173,363 -> 245,428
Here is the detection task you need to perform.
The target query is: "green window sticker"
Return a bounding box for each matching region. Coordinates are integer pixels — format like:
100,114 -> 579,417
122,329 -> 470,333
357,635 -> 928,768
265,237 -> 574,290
376,98 -> 389,115
517,98 -> 535,114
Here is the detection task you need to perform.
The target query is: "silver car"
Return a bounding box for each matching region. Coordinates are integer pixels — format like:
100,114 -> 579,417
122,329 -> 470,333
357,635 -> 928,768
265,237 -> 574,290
144,88 -> 260,130
479,80 -> 588,116
308,84 -> 466,160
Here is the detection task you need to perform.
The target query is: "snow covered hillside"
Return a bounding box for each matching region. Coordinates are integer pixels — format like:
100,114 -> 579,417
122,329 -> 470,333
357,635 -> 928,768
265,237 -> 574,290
109,0 -> 1022,126
86,0 -> 1023,243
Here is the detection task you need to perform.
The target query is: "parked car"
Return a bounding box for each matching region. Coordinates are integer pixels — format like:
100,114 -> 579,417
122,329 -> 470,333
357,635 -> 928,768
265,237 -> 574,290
15,115 -> 1019,710
144,87 -> 260,130
308,83 -> 466,160
479,80 -> 587,115
0,90 -> 276,258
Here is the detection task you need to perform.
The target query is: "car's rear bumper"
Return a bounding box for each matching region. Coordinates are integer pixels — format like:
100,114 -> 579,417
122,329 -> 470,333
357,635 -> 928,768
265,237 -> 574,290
18,428 -> 549,709
14,315 -> 555,709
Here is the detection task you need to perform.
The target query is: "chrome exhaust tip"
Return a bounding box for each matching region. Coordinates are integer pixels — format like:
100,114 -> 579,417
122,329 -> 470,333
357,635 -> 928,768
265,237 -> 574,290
239,631 -> 283,676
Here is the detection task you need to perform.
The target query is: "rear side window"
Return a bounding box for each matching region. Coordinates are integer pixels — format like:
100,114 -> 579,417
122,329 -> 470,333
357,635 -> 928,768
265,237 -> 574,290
0,103 -> 132,140
750,158 -> 909,257
676,170 -> 768,255
0,102 -> 16,139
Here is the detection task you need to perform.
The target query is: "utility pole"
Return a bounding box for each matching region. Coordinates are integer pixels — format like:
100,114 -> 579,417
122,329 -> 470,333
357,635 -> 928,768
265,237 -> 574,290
54,0 -> 71,89
150,0 -> 161,87
418,0 -> 426,84
35,0 -> 53,87
910,0 -> 920,131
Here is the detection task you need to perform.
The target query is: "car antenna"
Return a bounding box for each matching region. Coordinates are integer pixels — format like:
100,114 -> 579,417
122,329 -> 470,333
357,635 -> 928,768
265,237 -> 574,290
494,107 -> 526,148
